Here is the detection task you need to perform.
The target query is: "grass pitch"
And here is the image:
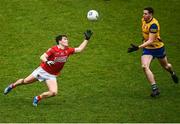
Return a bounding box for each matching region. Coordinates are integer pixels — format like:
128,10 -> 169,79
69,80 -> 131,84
0,0 -> 180,122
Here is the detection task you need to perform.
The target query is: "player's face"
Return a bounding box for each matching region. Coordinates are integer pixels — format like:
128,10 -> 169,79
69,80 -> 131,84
60,37 -> 68,47
143,10 -> 152,22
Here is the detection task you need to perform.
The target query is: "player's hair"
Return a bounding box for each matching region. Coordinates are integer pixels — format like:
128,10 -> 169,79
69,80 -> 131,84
144,7 -> 154,15
55,34 -> 67,44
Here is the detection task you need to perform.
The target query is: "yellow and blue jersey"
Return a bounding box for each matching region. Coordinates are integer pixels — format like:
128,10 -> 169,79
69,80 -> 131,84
142,17 -> 164,49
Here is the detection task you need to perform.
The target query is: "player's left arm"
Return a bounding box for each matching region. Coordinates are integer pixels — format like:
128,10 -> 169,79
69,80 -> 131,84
74,30 -> 93,53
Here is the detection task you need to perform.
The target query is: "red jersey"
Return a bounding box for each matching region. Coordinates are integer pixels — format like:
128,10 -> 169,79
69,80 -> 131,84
40,46 -> 75,75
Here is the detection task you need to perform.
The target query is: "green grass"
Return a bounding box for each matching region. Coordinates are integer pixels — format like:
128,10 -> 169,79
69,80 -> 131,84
0,0 -> 180,122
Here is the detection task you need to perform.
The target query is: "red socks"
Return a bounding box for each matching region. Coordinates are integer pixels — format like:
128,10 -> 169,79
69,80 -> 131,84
37,96 -> 42,101
11,84 -> 16,88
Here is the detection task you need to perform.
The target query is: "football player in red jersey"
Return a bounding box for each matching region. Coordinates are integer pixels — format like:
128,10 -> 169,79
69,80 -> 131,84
4,30 -> 93,106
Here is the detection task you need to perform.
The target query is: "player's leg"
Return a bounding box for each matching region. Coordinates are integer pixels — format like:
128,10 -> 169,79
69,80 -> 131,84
4,74 -> 38,95
33,79 -> 58,106
141,55 -> 155,84
13,74 -> 38,86
158,56 -> 178,83
141,55 -> 160,97
40,79 -> 58,98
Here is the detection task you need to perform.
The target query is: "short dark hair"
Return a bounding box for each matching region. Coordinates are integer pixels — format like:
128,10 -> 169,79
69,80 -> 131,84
55,34 -> 67,44
144,7 -> 154,15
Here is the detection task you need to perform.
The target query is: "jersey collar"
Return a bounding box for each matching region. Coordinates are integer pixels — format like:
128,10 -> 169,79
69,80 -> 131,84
146,17 -> 153,23
57,45 -> 68,50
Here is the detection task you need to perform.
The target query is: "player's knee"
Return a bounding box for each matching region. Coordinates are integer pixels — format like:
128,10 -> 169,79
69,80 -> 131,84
166,63 -> 172,69
23,78 -> 30,83
18,79 -> 24,83
50,91 -> 58,96
141,64 -> 149,71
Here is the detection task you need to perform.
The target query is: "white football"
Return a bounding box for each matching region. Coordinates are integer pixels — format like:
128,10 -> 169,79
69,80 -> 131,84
87,10 -> 99,21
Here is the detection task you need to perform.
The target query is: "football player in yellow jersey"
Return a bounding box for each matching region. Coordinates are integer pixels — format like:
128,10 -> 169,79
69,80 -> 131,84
128,7 -> 178,97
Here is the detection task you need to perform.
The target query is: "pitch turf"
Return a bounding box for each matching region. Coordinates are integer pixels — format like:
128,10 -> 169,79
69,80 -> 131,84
0,0 -> 180,122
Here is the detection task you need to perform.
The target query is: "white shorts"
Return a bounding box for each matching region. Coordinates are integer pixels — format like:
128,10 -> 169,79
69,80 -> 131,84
31,67 -> 57,82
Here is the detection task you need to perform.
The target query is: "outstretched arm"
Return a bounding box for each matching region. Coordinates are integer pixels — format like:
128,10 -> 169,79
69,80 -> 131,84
74,30 -> 93,53
75,39 -> 89,53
